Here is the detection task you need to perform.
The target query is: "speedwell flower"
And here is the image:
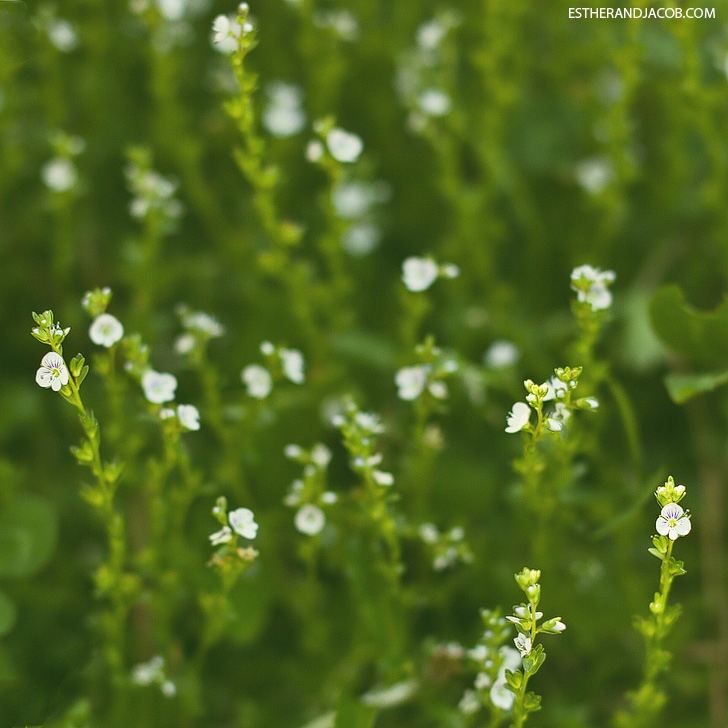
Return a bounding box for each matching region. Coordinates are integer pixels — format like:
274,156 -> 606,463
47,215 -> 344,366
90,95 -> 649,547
142,370 -> 178,404
402,256 -> 439,292
656,503 -> 692,540
242,364 -> 273,398
326,128 -> 363,163
294,504 -> 326,536
89,313 -> 124,348
505,402 -> 531,433
177,404 -> 200,431
229,508 -> 258,539
36,352 -> 69,392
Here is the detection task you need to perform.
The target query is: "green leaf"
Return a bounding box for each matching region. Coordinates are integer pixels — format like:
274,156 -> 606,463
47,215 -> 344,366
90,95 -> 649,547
649,285 -> 728,366
0,588 -> 17,636
0,494 -> 57,578
663,369 -> 728,404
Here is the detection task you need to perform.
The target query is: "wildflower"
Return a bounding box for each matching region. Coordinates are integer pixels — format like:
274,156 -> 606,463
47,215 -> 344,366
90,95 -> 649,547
263,82 -> 306,138
177,404 -> 200,431
474,672 -> 491,690
212,14 -> 241,53
36,352 -> 69,392
132,656 -> 165,686
294,504 -> 326,536
467,644 -> 488,662
229,508 -> 258,539
505,402 -> 531,433
490,679 -> 515,711
209,526 -> 233,545
306,139 -> 325,163
402,256 -> 439,292
419,522 -> 440,544
484,340 -> 519,369
570,264 -> 616,312
514,632 -> 532,657
372,470 -> 394,486
142,370 -> 178,404
326,128 -> 363,163
575,157 -> 614,195
416,19 -> 447,50
656,503 -> 692,540
42,158 -> 78,192
47,19 -> 79,52
89,313 -> 124,348
179,309 -> 225,338
418,88 -> 451,116
174,333 -> 196,355
242,364 -> 273,398
342,223 -> 381,257
395,365 -> 428,400
458,689 -> 480,715
311,443 -> 332,468
354,411 -> 385,433
280,348 -> 305,383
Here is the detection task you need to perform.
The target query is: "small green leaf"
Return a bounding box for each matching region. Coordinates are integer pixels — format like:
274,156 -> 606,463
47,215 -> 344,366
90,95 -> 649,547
663,369 -> 728,404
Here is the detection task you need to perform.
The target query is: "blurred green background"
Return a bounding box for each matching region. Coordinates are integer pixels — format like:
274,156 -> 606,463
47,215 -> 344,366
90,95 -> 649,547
1,0 -> 728,726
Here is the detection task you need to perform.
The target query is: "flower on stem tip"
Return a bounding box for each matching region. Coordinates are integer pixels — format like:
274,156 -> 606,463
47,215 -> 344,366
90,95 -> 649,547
229,508 -> 258,539
570,264 -> 616,312
505,402 -> 530,433
89,313 -> 124,348
142,370 -> 178,404
294,504 -> 326,536
656,503 -> 691,540
36,352 -> 69,392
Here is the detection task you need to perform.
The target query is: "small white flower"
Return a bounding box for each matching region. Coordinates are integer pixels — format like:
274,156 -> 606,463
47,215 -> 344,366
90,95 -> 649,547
474,672 -> 491,690
36,352 -> 69,392
342,223 -> 381,257
142,370 -> 178,404
505,402 -> 531,433
229,507 -> 258,539
311,443 -> 332,468
575,157 -> 614,195
372,470 -> 394,486
159,407 -> 176,420
498,646 -> 522,673
485,340 -> 519,369
209,526 -> 233,545
242,364 -> 273,399
402,257 -> 439,292
656,503 -> 692,540
161,680 -> 177,698
89,313 -> 124,348
263,82 -> 306,137
326,128 -> 363,163
321,491 -> 338,504
306,139 -> 325,162
580,397 -> 599,410
427,380 -> 448,399
260,340 -> 275,356
490,679 -> 515,711
395,365 -> 427,400
294,503 -> 326,536
543,376 -> 568,401
280,348 -> 305,383
42,158 -> 78,192
174,333 -> 196,355
514,633 -> 532,657
48,20 -> 79,52
467,644 -> 488,662
132,656 -> 165,686
354,411 -> 385,433
177,404 -> 200,431
418,88 -> 451,117
570,265 -> 616,312
211,14 -> 242,54
419,522 -> 440,544
458,688 -> 480,715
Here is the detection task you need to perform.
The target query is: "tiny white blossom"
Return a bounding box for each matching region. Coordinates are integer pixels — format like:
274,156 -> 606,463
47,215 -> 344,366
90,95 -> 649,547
485,340 -> 519,369
474,672 -> 491,690
458,689 -> 480,715
656,503 -> 692,540
575,157 -> 614,195
132,656 -> 165,686
161,680 -> 177,698
42,158 -> 78,192
311,443 -> 332,468
402,256 -> 439,292
48,20 -> 79,52
570,264 -> 616,312
211,14 -> 241,54
209,526 -> 233,545
242,364 -> 273,399
321,491 -> 338,504
142,370 -> 178,404
89,313 -> 124,348
229,507 -> 258,539
418,88 -> 451,117
505,402 -> 531,433
419,522 -> 440,544
280,348 -> 305,383
395,365 -> 427,400
294,503 -> 326,535
260,340 -> 275,356
36,352 -> 69,392
490,679 -> 515,711
174,333 -> 196,355
514,633 -> 532,657
428,380 -> 448,399
177,404 -> 200,431
342,223 -> 381,257
326,128 -> 363,163
372,470 -> 394,486
306,139 -> 325,162
416,19 -> 446,49
263,82 -> 306,137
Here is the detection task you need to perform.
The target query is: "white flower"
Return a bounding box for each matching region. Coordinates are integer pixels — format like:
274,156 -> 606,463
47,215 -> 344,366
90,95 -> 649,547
142,370 -> 178,404
575,157 -> 614,195
181,310 -> 224,337
48,20 -> 79,52
543,376 -> 568,401
485,340 -> 519,369
416,19 -> 446,49
656,503 -> 692,540
161,680 -> 176,698
342,223 -> 381,257
157,0 -> 187,22
260,340 -> 275,356
428,380 -> 448,399
175,333 -> 196,355
372,470 -> 394,486
326,128 -> 363,163
311,443 -> 332,468
498,646 -> 522,673
177,404 -> 200,431
474,672 -> 491,690
418,88 -> 451,117
132,656 -> 165,686
294,504 -> 326,535
263,82 -> 306,138
490,679 -> 515,711
229,507 -> 258,539
280,348 -> 305,383
395,365 -> 427,400
467,644 -> 488,662
242,364 -> 273,399
402,257 -> 439,292
353,411 -> 385,433
458,689 -> 480,715
36,352 -> 69,392
514,633 -> 532,657
89,313 -> 124,348
321,491 -> 338,504
505,402 -> 531,433
419,522 -> 440,544
306,139 -> 325,163
209,526 -> 233,545
570,264 -> 616,312
211,14 -> 242,54
42,158 -> 78,192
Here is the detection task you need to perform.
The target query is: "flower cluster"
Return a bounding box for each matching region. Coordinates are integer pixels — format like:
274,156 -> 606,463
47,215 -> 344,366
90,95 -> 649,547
125,147 -> 183,224
332,179 -> 391,257
262,81 -> 306,138
283,443 -> 337,537
208,496 -> 259,575
505,366 -> 598,435
401,256 -> 459,292
241,341 -> 305,399
307,118 -> 364,165
395,338 -> 458,401
653,476 -> 691,543
570,264 -> 616,312
418,522 -> 473,571
32,311 -> 77,395
211,4 -> 254,55
174,304 -> 225,357
131,655 -> 176,698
